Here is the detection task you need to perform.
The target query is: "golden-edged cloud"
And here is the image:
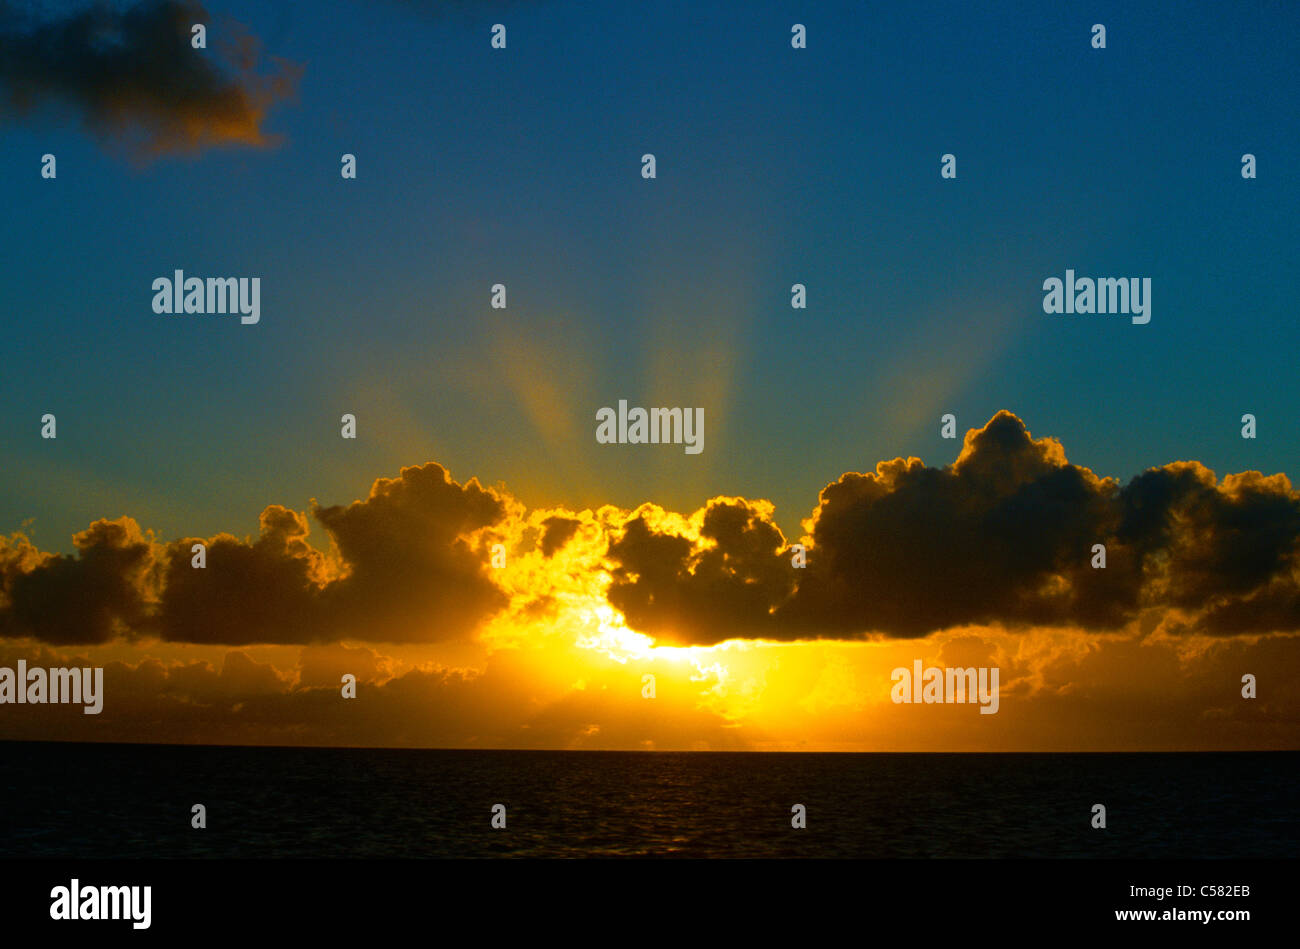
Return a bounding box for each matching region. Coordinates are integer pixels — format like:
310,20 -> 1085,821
0,517 -> 154,645
3,411 -> 1299,653
605,411 -> 1300,643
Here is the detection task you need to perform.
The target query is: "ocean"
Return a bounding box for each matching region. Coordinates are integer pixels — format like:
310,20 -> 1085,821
2,743 -> 1294,858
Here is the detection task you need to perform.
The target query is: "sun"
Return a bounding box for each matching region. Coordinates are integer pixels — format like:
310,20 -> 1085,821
573,603 -> 699,665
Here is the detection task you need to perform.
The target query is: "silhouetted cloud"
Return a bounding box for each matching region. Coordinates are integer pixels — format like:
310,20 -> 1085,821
2,413 -> 1298,647
538,515 -> 580,557
0,0 -> 301,158
606,498 -> 794,644
1,463 -> 511,645
156,505 -> 325,645
603,412 -> 1300,643
0,517 -> 154,644
157,463 -> 509,644
312,462 -> 511,643
777,411 -> 1139,638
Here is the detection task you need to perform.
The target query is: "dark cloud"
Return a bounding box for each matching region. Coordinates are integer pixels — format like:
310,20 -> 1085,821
538,515 -> 580,557
156,463 -> 509,645
2,463 -> 511,646
0,517 -> 155,644
779,412 -> 1138,637
2,414 -> 1298,648
312,462 -> 510,643
0,0 -> 301,158
156,505 -> 324,645
604,412 -> 1300,644
1128,467 -> 1300,610
605,499 -> 794,645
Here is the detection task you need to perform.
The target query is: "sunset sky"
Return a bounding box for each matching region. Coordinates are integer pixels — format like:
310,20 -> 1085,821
1,0 -> 1297,751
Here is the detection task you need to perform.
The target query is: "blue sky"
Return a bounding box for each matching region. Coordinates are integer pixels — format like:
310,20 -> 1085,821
2,0 -> 1297,551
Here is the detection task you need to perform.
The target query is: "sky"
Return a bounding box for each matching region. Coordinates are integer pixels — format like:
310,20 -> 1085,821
1,0 -> 1298,751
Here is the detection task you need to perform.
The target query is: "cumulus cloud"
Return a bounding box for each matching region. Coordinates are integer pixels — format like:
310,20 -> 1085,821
778,411 -> 1138,638
0,517 -> 155,644
312,462 -> 511,643
156,504 -> 325,645
605,498 -> 795,645
603,411 -> 1300,644
1,463 -> 513,646
2,413 -> 1298,649
0,0 -> 301,158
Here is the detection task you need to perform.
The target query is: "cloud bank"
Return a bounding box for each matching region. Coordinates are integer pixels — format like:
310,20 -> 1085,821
3,412 -> 1299,648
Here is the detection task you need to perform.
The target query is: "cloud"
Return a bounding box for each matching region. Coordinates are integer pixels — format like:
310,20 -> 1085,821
2,413 -> 1298,649
156,504 -> 326,645
163,462 -> 510,645
0,0 -> 301,158
605,498 -> 795,645
0,517 -> 155,644
296,643 -> 392,689
162,649 -> 292,704
777,411 -> 1138,638
2,625 -> 1297,752
602,411 -> 1300,644
0,636 -> 752,750
538,515 -> 580,558
2,463 -> 513,646
312,462 -> 512,643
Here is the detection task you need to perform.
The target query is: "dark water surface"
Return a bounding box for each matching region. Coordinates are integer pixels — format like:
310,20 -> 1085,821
1,743 -> 1294,858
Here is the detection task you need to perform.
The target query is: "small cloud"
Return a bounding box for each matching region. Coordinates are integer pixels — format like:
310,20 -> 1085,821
0,0 -> 302,159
